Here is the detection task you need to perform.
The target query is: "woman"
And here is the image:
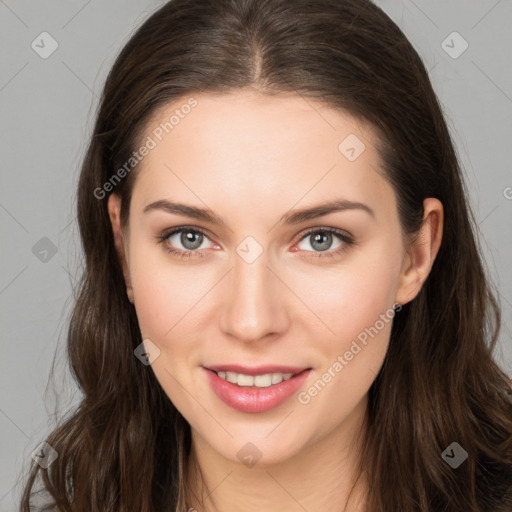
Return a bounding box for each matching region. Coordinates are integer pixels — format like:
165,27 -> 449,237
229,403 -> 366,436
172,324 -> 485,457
20,0 -> 512,510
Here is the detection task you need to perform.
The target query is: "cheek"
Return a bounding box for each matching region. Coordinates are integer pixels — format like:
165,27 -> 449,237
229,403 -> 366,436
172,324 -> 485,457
128,243 -> 207,340
129,252 -> 202,408
290,236 -> 402,343
290,236 -> 400,417
295,266 -> 397,436
131,271 -> 173,340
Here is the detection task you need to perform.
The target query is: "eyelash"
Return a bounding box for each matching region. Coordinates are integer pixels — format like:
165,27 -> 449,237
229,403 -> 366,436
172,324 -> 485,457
156,226 -> 355,260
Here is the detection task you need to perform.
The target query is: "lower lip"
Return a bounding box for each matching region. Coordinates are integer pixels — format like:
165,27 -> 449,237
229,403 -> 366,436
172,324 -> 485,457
204,368 -> 312,413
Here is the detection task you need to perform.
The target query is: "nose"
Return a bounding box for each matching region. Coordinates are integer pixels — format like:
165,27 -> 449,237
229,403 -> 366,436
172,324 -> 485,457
218,249 -> 290,343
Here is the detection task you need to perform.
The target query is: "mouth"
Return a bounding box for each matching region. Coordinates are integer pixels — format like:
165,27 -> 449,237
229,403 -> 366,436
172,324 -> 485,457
204,366 -> 313,413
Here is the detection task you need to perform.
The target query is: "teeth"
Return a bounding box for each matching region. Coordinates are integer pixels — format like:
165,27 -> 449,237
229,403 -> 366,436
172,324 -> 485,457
217,371 -> 295,387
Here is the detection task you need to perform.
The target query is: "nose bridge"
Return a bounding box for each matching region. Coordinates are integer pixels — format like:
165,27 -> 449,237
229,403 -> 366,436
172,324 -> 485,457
218,245 -> 288,341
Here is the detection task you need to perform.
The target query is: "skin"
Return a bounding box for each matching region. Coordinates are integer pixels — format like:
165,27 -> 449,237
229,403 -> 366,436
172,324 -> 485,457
108,89 -> 443,512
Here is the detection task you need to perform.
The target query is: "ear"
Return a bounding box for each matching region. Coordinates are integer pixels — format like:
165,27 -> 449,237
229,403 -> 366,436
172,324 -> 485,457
107,193 -> 134,304
395,198 -> 444,306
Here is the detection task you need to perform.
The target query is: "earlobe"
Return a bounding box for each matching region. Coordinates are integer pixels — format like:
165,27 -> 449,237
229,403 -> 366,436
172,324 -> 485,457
395,198 -> 444,306
107,193 -> 134,304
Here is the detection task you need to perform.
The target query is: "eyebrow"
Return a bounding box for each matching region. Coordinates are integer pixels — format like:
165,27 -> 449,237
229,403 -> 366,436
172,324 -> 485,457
143,198 -> 375,226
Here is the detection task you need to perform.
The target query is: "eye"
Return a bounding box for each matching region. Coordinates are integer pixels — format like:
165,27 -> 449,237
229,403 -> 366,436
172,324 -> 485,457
156,226 -> 355,260
294,227 -> 355,259
157,227 -> 216,259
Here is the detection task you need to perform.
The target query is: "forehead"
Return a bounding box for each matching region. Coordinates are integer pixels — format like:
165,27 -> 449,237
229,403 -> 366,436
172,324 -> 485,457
130,90 -> 396,221
143,89 -> 372,155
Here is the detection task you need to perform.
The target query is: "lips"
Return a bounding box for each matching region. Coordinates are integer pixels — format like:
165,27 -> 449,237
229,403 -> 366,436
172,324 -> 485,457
205,364 -> 310,376
204,366 -> 313,413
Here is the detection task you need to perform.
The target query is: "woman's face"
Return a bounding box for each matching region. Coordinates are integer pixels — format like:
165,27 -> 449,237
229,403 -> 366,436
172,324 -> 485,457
109,90 -> 436,466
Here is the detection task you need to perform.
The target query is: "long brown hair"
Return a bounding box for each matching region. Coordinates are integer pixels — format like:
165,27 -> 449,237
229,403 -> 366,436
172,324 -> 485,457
20,0 -> 512,510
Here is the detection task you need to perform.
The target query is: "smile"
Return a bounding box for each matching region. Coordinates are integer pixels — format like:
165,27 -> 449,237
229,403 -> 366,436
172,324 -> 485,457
204,367 -> 312,413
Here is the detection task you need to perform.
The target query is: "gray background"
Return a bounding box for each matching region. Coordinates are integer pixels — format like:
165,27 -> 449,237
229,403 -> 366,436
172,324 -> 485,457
1,1 -> 511,509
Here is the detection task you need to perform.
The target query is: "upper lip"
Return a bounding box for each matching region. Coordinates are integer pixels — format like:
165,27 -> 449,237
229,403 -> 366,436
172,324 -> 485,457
205,364 -> 311,376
